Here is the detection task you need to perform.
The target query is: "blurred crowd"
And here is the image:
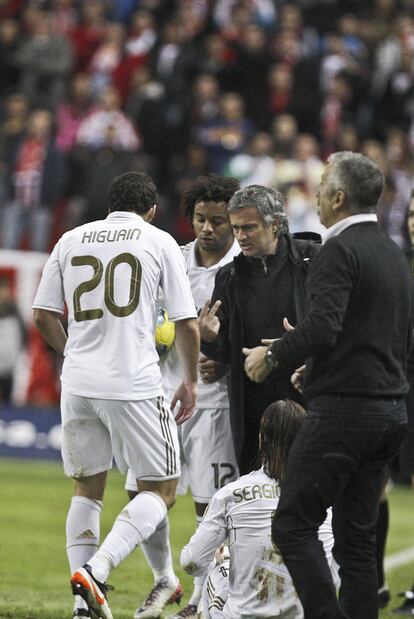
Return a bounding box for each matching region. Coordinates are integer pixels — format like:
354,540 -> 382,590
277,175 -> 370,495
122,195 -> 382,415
0,0 -> 414,249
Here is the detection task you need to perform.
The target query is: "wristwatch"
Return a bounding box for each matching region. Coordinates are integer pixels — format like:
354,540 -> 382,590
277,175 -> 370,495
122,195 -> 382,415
265,346 -> 279,369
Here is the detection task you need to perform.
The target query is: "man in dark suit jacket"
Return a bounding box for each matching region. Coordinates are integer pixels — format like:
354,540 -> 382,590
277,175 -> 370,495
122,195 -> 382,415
244,152 -> 413,619
199,184 -> 320,475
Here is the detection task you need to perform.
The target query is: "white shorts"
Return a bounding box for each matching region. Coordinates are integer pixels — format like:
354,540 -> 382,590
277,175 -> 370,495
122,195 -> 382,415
61,388 -> 180,481
126,407 -> 238,502
177,407 -> 238,503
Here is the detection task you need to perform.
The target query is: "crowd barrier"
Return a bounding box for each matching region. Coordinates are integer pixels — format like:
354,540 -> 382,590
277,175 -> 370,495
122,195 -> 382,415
0,405 -> 61,460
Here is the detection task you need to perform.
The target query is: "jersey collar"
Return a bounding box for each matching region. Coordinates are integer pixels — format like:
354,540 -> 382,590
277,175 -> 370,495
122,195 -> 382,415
106,211 -> 145,222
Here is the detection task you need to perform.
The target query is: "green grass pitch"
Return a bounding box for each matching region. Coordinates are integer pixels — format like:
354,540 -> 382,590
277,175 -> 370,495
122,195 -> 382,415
0,458 -> 413,619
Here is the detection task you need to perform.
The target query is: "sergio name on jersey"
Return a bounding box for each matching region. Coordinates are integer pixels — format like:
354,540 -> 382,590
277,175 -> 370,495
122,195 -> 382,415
32,211 -> 197,400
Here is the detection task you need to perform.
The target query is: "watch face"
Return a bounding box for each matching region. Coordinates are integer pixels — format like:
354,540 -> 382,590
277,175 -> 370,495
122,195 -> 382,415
266,349 -> 275,368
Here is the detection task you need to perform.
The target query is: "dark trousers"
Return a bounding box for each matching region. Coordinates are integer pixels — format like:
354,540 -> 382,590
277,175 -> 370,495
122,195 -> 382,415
272,396 -> 407,619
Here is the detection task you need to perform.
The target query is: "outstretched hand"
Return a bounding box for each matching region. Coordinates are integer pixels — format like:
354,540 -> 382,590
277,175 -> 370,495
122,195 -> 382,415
198,300 -> 222,343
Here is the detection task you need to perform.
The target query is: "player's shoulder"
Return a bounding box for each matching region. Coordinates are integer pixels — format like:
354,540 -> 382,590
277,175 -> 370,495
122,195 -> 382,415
54,220 -> 103,251
179,240 -> 196,261
149,224 -> 181,248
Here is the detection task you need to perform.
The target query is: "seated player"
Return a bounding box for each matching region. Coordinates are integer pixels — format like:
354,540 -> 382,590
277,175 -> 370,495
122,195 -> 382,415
181,400 -> 338,618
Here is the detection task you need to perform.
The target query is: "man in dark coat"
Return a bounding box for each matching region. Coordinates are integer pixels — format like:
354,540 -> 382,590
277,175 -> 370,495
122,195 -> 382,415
199,184 -> 320,474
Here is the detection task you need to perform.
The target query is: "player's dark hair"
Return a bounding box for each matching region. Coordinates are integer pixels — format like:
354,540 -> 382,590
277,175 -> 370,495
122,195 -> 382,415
180,174 -> 240,219
258,399 -> 307,482
108,172 -> 157,214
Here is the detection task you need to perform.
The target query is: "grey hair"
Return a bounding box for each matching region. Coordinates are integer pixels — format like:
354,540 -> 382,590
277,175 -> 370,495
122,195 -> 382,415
326,151 -> 384,214
228,184 -> 289,236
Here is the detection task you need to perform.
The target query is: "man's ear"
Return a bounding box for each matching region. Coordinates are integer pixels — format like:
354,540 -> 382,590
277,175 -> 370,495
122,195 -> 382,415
144,205 -> 157,222
272,215 -> 280,235
332,189 -> 347,214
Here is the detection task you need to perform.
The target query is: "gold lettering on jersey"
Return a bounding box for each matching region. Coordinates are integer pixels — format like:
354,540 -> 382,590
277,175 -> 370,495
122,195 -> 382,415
107,229 -> 117,242
81,229 -> 142,243
126,228 -> 141,240
82,230 -> 98,243
233,483 -> 279,503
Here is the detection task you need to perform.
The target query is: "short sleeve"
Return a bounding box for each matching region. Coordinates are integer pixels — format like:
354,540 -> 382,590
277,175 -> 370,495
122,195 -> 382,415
32,241 -> 65,314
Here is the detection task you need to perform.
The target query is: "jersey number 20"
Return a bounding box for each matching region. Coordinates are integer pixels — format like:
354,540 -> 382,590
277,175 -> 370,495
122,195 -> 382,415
72,253 -> 141,322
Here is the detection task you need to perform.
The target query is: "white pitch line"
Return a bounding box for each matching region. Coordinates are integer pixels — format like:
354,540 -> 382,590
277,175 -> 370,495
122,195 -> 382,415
385,546 -> 414,571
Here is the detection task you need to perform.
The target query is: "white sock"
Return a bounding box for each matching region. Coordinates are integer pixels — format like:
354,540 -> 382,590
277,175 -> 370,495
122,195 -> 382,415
141,515 -> 177,585
88,491 -> 167,583
66,496 -> 102,610
188,515 -> 205,605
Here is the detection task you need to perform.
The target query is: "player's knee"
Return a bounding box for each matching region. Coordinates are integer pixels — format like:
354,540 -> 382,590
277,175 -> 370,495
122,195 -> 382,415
163,492 -> 177,510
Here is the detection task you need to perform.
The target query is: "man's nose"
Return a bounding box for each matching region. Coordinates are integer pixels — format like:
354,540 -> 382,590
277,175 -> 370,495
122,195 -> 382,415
202,220 -> 213,232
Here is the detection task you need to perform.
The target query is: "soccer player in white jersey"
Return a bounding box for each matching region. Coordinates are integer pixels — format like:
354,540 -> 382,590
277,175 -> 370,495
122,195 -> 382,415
124,174 -> 241,619
32,172 -> 199,619
181,400 -> 338,619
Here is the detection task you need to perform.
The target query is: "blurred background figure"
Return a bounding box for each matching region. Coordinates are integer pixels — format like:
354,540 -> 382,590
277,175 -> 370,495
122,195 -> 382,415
0,276 -> 25,404
1,108 -> 66,252
14,9 -> 73,109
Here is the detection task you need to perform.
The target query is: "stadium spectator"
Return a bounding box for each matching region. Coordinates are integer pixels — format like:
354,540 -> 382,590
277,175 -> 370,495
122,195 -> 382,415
244,151 -> 412,619
14,9 -> 73,109
32,171 -> 200,619
56,73 -> 96,153
271,113 -> 298,158
126,174 -> 240,619
195,34 -> 234,85
225,131 -> 277,188
225,23 -> 272,130
76,84 -> 139,151
362,138 -> 411,251
88,22 -> 125,96
125,65 -> 167,169
1,108 -> 67,252
70,0 -> 107,73
195,92 -> 254,174
73,85 -> 140,223
0,93 -> 29,207
199,184 -> 320,475
0,18 -> 21,98
50,0 -> 78,37
181,399 -> 337,619
125,9 -> 157,59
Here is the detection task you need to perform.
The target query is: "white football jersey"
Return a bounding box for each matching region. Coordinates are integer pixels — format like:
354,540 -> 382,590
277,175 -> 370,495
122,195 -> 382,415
181,468 -> 335,619
162,239 -> 240,408
33,211 -> 197,399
